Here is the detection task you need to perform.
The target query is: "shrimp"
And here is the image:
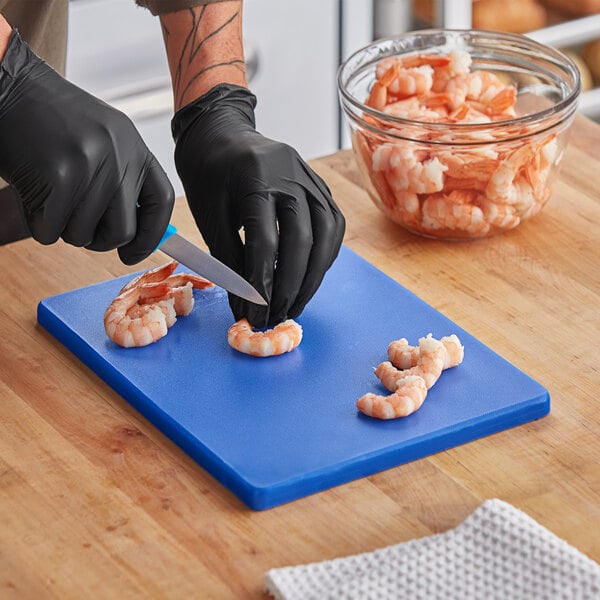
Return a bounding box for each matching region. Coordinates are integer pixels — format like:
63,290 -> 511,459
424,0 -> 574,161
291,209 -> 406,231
388,334 -> 464,370
388,65 -> 434,99
481,200 -> 521,230
361,49 -> 561,238
105,262 -> 215,347
485,144 -> 535,205
421,190 -> 490,237
227,318 -> 303,357
373,143 -> 447,195
119,261 -> 178,294
432,49 -> 472,93
376,334 -> 447,390
104,284 -> 173,348
380,190 -> 422,229
356,375 -> 428,420
142,273 -> 215,316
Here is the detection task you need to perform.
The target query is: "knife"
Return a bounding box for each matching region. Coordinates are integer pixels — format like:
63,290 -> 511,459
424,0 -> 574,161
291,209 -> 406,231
156,224 -> 267,306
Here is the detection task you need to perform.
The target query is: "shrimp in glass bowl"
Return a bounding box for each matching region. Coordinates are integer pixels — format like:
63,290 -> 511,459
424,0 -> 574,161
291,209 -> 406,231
337,30 -> 581,240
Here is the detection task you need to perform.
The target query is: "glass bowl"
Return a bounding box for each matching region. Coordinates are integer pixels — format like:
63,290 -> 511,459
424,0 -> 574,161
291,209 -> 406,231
337,30 -> 581,240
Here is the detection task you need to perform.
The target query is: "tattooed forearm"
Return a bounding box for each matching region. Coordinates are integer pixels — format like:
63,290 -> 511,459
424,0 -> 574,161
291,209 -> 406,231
160,2 -> 247,111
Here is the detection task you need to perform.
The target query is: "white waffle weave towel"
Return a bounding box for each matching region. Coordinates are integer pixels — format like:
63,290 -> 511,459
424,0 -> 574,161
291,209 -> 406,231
263,498 -> 600,600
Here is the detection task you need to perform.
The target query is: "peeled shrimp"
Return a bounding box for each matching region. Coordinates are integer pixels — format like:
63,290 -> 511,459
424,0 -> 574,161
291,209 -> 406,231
360,49 -> 563,238
356,375 -> 428,420
372,143 -> 447,195
388,334 -> 464,370
227,318 -> 303,357
119,261 -> 178,294
376,334 -> 447,390
421,191 -> 490,237
104,284 -> 173,348
104,261 -> 215,348
357,333 -> 465,420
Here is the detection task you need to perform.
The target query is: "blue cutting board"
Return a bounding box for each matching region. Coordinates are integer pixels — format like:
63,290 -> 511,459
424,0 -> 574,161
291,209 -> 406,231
37,246 -> 549,510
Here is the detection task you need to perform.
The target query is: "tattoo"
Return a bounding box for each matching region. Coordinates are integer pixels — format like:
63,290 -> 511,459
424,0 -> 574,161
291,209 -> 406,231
178,59 -> 245,106
167,6 -> 245,109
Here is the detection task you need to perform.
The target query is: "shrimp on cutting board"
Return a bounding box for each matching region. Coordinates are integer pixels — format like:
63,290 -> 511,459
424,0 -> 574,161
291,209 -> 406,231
388,334 -> 464,370
104,261 -> 215,348
356,376 -> 428,420
104,283 -> 174,348
227,318 -> 303,357
356,333 -> 465,420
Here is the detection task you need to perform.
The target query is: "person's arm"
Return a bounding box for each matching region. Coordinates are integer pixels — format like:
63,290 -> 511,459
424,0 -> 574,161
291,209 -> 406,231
156,2 -> 345,328
159,2 -> 246,110
0,15 -> 12,60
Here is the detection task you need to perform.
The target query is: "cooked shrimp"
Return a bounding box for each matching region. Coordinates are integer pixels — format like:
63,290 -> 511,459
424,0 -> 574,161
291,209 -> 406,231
373,143 -> 447,195
388,334 -> 464,370
127,281 -> 178,327
119,261 -> 178,294
380,190 -> 422,228
227,318 -> 302,357
432,49 -> 472,92
356,375 -> 428,420
104,284 -> 173,348
141,273 -> 214,316
421,191 -> 490,237
361,49 -> 561,238
388,65 -> 434,98
481,200 -> 521,230
376,334 -> 447,390
105,263 -> 214,347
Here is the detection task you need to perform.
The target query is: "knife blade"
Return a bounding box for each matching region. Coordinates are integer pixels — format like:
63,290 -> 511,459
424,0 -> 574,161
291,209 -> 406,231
156,224 -> 267,306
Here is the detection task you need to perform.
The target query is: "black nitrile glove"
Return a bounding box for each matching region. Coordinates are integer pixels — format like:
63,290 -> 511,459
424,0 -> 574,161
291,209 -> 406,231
172,84 -> 345,328
0,30 -> 174,265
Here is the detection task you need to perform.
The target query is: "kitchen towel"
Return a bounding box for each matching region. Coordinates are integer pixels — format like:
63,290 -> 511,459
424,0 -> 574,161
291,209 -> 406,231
263,498 -> 600,600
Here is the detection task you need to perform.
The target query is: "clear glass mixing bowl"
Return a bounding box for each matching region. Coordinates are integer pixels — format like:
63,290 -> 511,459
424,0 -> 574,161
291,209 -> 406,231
337,30 -> 581,240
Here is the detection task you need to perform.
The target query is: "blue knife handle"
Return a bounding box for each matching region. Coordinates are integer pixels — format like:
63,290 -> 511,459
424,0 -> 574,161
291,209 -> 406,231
155,223 -> 177,251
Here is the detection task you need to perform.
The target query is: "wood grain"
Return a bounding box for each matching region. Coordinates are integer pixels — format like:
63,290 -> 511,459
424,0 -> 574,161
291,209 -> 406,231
1,114 -> 599,598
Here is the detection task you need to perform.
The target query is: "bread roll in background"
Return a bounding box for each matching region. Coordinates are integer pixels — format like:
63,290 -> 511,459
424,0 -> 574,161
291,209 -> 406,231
472,0 -> 547,33
536,0 -> 600,17
583,40 -> 600,85
413,0 -> 547,31
562,49 -> 594,91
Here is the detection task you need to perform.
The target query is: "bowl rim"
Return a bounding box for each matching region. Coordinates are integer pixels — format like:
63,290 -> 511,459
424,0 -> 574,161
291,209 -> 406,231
337,28 -> 582,131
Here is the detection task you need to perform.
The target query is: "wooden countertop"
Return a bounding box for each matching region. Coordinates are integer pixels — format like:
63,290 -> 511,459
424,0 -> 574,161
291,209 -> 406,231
1,114 -> 599,598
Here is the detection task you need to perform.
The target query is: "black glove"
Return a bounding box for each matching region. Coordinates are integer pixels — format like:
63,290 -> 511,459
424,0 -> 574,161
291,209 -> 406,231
172,84 -> 345,327
0,30 -> 174,265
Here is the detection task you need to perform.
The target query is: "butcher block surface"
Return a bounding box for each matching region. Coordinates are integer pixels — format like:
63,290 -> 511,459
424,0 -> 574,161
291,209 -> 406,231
0,114 -> 598,597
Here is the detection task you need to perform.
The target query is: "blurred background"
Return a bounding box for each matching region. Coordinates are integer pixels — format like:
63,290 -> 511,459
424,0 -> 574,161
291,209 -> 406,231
66,0 -> 600,198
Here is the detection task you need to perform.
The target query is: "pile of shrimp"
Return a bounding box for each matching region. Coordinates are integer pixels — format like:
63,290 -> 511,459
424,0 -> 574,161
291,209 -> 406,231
356,333 -> 464,420
104,261 -> 214,348
356,49 -> 562,239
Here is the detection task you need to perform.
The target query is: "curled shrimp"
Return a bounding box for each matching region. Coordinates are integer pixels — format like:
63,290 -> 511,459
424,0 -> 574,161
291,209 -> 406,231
104,283 -> 173,348
357,333 -> 465,420
376,334 -> 447,391
372,143 -> 447,195
227,318 -> 302,357
421,190 -> 490,237
388,334 -> 464,370
356,375 -> 427,420
119,261 -> 178,293
104,261 -> 215,348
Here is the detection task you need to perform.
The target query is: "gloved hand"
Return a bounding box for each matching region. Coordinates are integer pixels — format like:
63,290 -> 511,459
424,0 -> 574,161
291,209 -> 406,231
172,84 -> 345,328
0,30 -> 174,265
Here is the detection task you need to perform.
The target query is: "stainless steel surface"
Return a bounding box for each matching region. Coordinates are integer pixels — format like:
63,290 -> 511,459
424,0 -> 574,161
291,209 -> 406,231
160,233 -> 267,306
